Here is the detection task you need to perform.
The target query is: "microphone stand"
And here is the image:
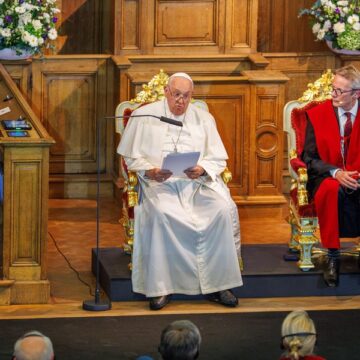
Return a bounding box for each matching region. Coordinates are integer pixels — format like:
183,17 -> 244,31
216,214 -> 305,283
82,111 -> 181,311
83,116 -> 111,311
105,114 -> 183,127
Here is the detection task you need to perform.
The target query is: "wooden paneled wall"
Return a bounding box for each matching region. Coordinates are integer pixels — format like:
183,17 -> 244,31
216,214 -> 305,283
29,56 -> 115,198
257,0 -> 328,52
55,0 -> 329,55
56,0 -> 258,55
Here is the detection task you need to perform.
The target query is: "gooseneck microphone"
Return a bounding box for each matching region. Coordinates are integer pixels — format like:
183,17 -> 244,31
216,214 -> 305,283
105,114 -> 183,127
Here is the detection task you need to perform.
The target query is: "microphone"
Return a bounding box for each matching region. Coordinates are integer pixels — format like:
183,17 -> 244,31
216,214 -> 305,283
105,114 -> 183,127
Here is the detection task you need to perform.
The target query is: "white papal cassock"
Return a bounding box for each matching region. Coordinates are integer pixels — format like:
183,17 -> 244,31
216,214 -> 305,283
118,99 -> 242,297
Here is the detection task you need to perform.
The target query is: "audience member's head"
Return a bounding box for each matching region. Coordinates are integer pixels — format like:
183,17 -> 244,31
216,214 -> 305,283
281,310 -> 317,360
158,320 -> 201,360
13,330 -> 54,360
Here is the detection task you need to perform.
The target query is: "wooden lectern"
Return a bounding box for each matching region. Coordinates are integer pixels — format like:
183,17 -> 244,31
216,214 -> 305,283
0,64 -> 54,305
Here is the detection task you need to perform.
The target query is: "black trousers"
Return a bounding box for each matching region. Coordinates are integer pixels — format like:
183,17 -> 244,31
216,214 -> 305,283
338,187 -> 360,238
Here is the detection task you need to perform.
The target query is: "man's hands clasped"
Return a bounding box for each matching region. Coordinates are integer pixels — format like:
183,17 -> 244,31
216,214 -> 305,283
335,170 -> 360,190
145,168 -> 172,183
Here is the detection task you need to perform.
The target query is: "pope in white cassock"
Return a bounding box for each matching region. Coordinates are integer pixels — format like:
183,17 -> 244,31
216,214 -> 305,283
118,72 -> 243,310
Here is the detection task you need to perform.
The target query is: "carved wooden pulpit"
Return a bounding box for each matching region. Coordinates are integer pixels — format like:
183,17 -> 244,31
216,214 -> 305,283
0,63 -> 54,305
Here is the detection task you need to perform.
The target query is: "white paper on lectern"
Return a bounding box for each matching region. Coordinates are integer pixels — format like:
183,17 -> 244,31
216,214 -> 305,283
161,152 -> 200,176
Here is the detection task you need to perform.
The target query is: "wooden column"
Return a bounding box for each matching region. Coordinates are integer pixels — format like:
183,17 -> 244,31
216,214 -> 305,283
241,70 -> 289,217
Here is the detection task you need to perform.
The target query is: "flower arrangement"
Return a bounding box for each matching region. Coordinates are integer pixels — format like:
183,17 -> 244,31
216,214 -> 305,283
0,0 -> 60,56
299,0 -> 360,51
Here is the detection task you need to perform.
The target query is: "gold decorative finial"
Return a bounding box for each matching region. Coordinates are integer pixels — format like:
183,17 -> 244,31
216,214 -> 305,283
131,69 -> 169,103
298,69 -> 333,103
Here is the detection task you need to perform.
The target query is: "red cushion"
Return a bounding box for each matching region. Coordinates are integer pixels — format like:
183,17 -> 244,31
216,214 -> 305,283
123,108 -> 133,127
290,158 -> 307,173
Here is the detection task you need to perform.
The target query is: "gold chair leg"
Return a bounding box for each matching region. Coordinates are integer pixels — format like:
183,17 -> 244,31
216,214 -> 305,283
288,208 -> 300,252
296,217 -> 319,271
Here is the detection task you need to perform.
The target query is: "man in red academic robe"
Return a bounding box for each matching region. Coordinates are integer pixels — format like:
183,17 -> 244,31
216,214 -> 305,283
303,64 -> 360,287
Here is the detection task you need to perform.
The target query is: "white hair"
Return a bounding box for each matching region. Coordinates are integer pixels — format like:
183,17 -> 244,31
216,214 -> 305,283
14,330 -> 54,360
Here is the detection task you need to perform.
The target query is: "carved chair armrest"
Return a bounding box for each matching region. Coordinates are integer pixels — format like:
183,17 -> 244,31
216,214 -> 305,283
126,170 -> 138,207
295,167 -> 309,206
289,149 -> 309,206
221,167 -> 232,184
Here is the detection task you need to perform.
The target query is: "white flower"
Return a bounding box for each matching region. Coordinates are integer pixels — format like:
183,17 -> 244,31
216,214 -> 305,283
333,22 -> 346,33
47,28 -> 58,40
348,15 -> 359,25
337,1 -> 348,6
353,22 -> 360,31
312,23 -> 321,34
320,0 -> 329,5
22,31 -> 38,47
21,31 -> 31,42
27,35 -> 39,48
23,3 -> 37,11
325,3 -> 336,11
323,20 -> 332,31
15,6 -> 26,14
1,28 -> 11,37
342,7 -> 349,14
43,13 -> 50,23
32,19 -> 42,31
317,29 -> 326,40
0,0 -> 59,53
19,13 -> 32,26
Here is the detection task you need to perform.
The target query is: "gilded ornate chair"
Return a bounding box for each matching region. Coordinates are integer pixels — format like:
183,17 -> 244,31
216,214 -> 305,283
284,70 -> 360,270
115,70 -> 234,269
283,70 -> 333,271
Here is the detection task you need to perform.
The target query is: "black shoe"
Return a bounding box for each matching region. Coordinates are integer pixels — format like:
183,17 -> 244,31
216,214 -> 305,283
207,290 -> 238,307
323,257 -> 340,287
149,295 -> 171,310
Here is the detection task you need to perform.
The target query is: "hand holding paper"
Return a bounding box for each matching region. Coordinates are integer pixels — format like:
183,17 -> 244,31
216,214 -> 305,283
161,151 -> 200,177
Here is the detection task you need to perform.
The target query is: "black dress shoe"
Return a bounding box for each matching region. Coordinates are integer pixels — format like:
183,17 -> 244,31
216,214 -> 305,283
207,289 -> 238,307
323,257 -> 340,287
149,295 -> 171,310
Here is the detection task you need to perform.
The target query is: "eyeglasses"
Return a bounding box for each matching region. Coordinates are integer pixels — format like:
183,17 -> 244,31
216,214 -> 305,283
168,88 -> 192,102
331,86 -> 355,97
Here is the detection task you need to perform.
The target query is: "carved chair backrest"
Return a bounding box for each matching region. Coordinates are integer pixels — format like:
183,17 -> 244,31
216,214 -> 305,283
283,70 -> 333,180
115,70 -> 210,260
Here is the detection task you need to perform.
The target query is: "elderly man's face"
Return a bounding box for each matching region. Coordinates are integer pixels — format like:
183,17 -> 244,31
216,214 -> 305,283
164,77 -> 193,116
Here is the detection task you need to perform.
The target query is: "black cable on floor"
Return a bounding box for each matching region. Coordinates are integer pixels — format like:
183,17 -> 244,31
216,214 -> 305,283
48,231 -> 99,297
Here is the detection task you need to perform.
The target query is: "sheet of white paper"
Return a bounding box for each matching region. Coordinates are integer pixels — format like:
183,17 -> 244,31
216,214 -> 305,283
161,151 -> 200,176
